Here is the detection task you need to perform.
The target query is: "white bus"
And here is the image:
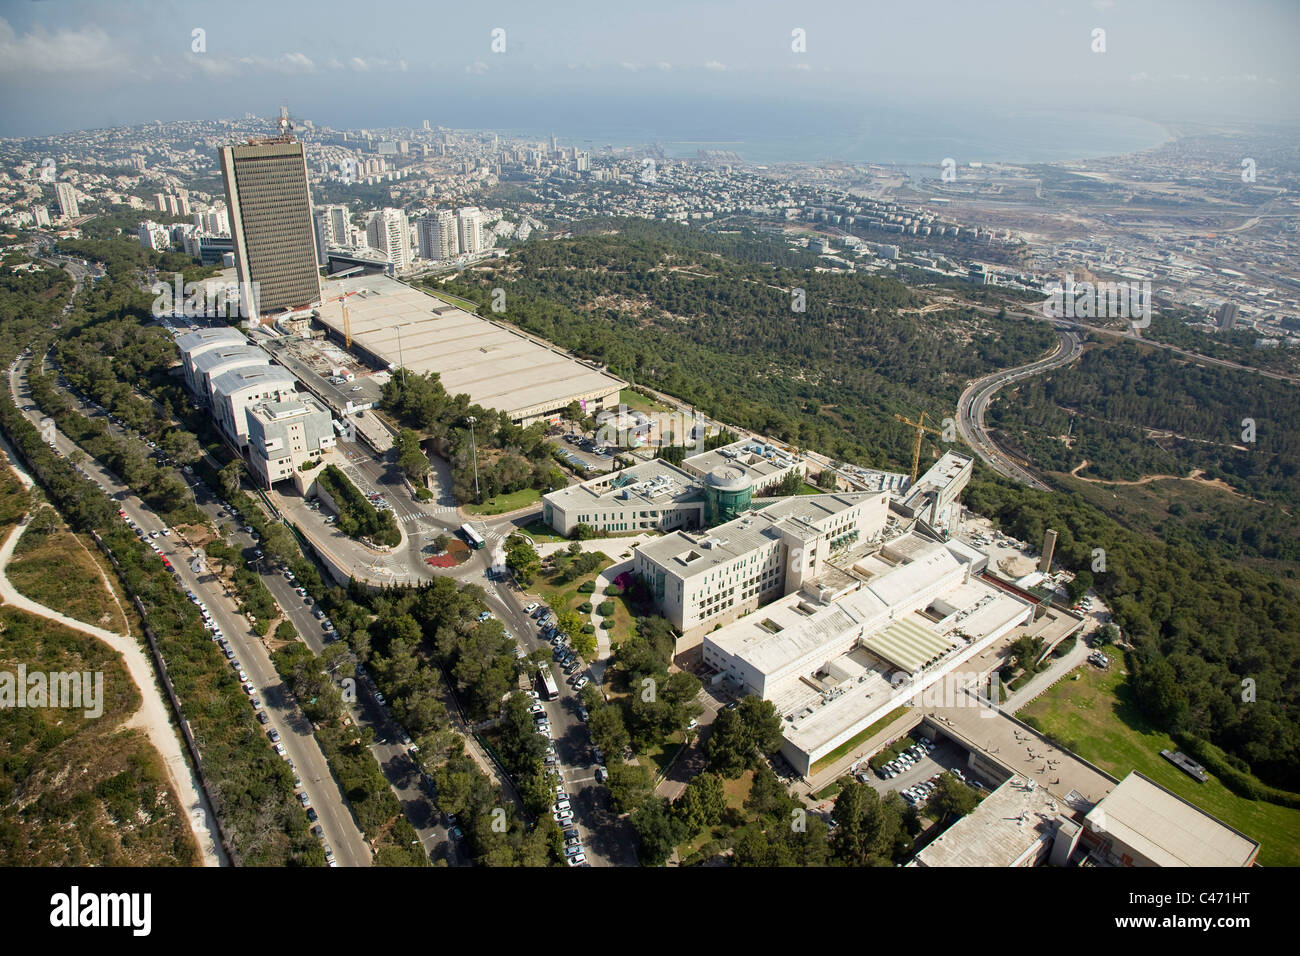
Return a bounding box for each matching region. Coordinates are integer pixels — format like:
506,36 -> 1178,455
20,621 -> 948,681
460,523 -> 486,550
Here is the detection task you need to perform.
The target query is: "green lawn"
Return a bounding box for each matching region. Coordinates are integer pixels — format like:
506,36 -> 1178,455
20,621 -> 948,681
464,487 -> 542,515
810,705 -> 911,775
422,287 -> 484,313
518,520 -> 567,544
1018,663 -> 1300,867
797,482 -> 826,496
532,553 -> 614,620
618,388 -> 673,415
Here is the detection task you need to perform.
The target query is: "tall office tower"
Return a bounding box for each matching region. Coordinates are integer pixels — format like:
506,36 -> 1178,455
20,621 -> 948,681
33,205 -> 50,228
155,192 -> 169,212
219,139 -> 321,321
576,151 -> 590,172
54,182 -> 79,219
366,207 -> 411,271
1217,302 -> 1239,331
550,133 -> 558,153
423,119 -> 430,131
456,206 -> 484,255
417,209 -> 458,260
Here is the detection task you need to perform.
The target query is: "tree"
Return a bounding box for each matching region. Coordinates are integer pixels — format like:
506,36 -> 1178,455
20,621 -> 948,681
738,696 -> 783,755
744,764 -> 795,823
571,628 -> 598,661
928,772 -> 978,821
588,704 -> 630,756
607,762 -> 653,814
1067,569 -> 1093,604
218,459 -> 242,499
395,428 -> 430,482
432,533 -> 450,554
630,797 -> 683,866
504,536 -> 540,584
704,708 -> 749,778
555,609 -> 585,643
829,780 -> 904,867
673,772 -> 726,837
564,400 -> 583,423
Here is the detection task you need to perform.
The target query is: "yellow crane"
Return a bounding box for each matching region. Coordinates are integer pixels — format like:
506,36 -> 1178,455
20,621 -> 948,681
312,290 -> 361,348
894,411 -> 945,484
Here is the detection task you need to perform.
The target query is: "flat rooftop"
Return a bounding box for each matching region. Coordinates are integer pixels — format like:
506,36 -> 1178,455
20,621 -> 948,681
683,439 -> 802,485
912,775 -> 1066,867
315,274 -> 626,420
547,459 -> 701,511
1085,772 -> 1259,867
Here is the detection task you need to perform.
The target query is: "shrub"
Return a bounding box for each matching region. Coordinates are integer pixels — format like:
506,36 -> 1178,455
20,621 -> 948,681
582,623 -> 595,634
606,583 -> 623,597
414,487 -> 433,501
578,581 -> 595,593
597,600 -> 615,617
600,619 -> 614,630
579,601 -> 592,613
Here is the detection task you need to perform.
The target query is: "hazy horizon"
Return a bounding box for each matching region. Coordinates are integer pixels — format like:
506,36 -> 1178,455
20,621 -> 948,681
1,0 -> 1296,141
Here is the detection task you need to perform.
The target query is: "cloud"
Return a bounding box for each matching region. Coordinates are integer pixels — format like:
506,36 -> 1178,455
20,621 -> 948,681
280,52 -> 316,74
793,62 -> 812,72
657,61 -> 673,72
465,60 -> 489,74
0,16 -> 132,76
349,56 -> 369,71
620,61 -> 642,72
703,60 -> 726,71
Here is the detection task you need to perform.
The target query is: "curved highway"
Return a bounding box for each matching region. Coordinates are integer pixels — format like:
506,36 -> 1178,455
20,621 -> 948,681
957,325 -> 1083,491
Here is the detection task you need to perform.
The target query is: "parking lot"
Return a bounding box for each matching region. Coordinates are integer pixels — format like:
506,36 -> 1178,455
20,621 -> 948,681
852,734 -> 989,807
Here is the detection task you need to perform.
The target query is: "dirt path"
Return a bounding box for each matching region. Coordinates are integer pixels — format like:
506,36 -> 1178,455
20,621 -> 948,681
0,516 -> 224,866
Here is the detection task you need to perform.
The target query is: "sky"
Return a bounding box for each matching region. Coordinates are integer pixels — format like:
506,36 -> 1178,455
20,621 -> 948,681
0,0 -> 1296,138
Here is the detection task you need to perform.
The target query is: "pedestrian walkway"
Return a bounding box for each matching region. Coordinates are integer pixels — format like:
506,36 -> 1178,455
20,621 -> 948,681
0,516 -> 225,867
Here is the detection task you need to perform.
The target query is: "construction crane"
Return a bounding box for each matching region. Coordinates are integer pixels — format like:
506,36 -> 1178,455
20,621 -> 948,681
894,410 -> 945,484
312,289 -> 362,348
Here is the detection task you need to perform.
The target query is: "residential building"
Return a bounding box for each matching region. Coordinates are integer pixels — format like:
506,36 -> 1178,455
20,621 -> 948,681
366,207 -> 411,272
456,206 -> 484,254
54,182 -> 79,219
417,209 -> 458,260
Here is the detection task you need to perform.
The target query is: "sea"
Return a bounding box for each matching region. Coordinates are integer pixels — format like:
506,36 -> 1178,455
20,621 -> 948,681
408,93 -> 1171,168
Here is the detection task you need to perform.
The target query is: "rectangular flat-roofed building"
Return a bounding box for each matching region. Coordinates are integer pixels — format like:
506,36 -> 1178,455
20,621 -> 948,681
246,395 -> 336,487
313,274 -> 625,424
635,491 -> 890,642
701,532 -> 1035,775
542,459 -> 704,537
1082,772 -> 1259,867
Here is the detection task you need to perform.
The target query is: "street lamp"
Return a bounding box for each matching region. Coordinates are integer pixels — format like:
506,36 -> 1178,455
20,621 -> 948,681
466,415 -> 480,503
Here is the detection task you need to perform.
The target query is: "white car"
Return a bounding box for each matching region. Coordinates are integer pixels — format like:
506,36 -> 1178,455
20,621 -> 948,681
566,853 -> 587,867
523,602 -> 539,613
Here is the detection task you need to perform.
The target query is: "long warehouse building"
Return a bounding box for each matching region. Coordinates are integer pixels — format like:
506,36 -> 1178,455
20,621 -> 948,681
312,274 -> 626,425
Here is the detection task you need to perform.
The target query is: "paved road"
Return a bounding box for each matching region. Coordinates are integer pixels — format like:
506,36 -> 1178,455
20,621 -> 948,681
956,326 -> 1082,490
9,355 -> 373,868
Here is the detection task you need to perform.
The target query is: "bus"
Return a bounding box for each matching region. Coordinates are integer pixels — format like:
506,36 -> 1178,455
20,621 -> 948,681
460,522 -> 486,550
537,666 -> 559,701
